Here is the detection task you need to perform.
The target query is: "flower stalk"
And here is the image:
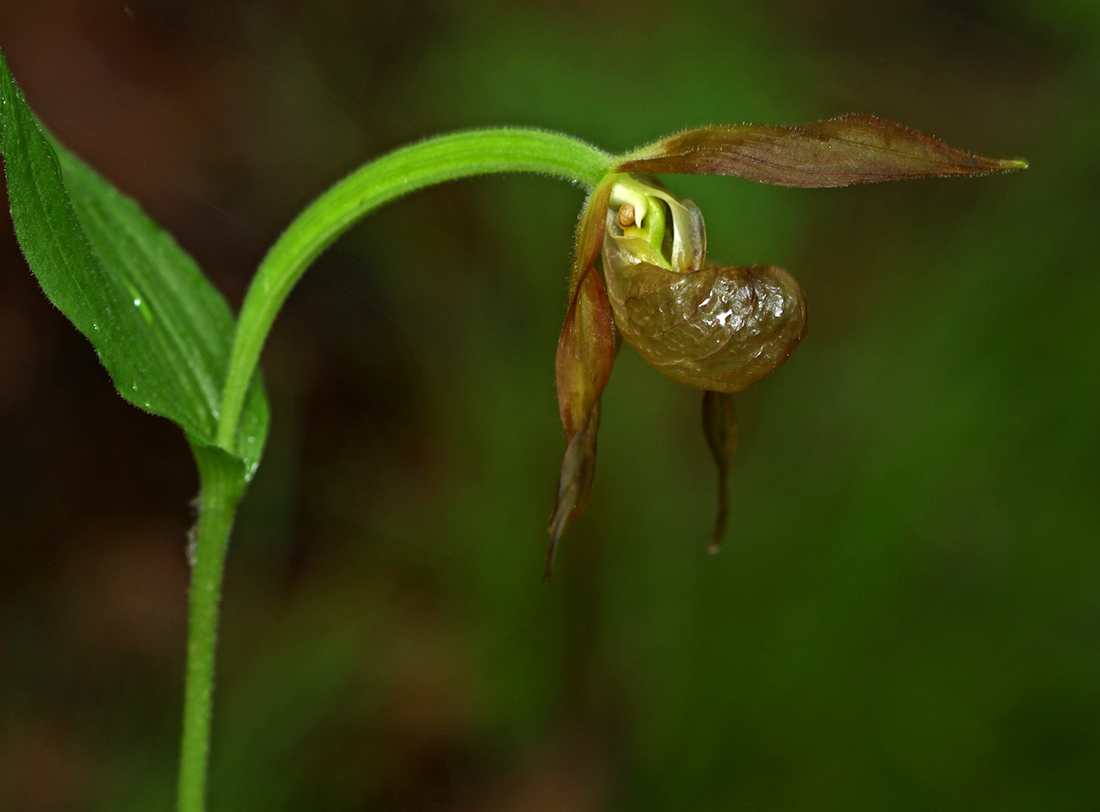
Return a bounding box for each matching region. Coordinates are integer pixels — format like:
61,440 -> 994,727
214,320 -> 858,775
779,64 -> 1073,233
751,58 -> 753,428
216,129 -> 613,451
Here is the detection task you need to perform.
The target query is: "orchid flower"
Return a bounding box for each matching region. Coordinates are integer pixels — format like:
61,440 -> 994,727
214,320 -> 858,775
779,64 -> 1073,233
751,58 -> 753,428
548,114 -> 1026,576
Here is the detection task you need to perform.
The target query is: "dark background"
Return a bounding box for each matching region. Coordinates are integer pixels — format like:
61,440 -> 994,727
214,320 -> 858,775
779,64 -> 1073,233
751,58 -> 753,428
1,1 -> 1097,810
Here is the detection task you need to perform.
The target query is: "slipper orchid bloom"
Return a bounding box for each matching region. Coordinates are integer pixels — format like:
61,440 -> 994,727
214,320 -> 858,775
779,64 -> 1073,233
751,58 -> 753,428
548,114 -> 1026,575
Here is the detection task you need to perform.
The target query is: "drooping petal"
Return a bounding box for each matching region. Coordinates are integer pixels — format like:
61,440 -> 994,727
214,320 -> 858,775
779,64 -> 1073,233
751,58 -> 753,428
555,263 -> 615,439
617,114 -> 1028,188
566,180 -> 612,300
546,402 -> 600,578
702,390 -> 738,553
548,183 -> 617,576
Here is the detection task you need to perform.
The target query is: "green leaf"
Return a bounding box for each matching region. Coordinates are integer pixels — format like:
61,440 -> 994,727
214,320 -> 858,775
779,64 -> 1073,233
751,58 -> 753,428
0,48 -> 267,475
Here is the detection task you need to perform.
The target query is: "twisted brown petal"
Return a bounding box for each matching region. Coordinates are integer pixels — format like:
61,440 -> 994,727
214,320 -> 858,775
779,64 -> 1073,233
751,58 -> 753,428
546,402 -> 600,578
555,265 -> 615,439
702,390 -> 738,553
618,114 -> 1028,188
566,180 -> 612,300
548,183 -> 616,576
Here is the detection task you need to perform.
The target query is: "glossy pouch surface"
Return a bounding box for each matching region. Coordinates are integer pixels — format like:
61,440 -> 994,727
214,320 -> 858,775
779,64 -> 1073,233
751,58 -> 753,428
601,200 -> 807,393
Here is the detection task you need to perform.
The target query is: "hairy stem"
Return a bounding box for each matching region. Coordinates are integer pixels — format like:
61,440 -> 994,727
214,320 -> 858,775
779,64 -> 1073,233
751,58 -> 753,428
177,446 -> 247,812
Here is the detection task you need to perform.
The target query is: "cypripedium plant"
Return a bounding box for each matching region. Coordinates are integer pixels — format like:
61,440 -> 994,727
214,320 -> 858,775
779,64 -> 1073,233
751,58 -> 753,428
547,114 -> 1026,576
2,44 -> 1025,809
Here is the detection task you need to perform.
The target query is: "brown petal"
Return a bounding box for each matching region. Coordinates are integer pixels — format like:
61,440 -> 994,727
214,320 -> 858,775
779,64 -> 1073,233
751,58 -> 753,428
617,114 -> 1028,187
556,260 -> 616,439
548,184 -> 617,576
702,391 -> 738,553
566,180 -> 612,300
546,402 -> 600,579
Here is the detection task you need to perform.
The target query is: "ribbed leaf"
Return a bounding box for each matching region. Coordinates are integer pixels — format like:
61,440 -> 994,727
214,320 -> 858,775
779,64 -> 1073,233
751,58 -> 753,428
0,49 -> 267,474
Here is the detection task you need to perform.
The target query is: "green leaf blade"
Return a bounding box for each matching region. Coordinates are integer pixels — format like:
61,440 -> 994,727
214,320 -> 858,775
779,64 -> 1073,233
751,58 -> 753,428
1,49 -> 267,474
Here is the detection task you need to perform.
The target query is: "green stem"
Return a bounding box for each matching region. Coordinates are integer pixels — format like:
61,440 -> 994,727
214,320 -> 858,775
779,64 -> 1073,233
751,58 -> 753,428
177,127 -> 610,811
215,128 -> 611,450
177,445 -> 247,812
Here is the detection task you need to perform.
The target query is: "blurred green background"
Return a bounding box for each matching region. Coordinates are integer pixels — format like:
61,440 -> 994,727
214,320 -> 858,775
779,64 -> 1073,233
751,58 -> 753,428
1,0 -> 1098,810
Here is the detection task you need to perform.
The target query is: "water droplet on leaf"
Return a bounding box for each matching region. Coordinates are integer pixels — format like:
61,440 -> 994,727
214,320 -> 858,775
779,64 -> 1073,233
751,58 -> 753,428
124,280 -> 154,324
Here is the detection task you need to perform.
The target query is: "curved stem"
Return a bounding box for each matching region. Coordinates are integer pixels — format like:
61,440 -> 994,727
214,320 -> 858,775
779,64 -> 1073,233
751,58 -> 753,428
177,127 -> 609,811
216,128 -> 611,450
